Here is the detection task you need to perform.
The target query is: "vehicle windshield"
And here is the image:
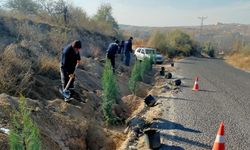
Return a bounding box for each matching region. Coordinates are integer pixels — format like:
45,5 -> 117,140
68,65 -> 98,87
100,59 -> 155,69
145,49 -> 155,54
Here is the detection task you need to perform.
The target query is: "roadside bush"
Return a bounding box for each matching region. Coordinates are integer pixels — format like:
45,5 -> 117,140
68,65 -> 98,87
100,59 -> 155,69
101,60 -> 120,125
147,31 -> 167,53
9,96 -> 41,150
147,30 -> 195,57
203,42 -> 215,57
167,30 -> 192,56
166,47 -> 176,58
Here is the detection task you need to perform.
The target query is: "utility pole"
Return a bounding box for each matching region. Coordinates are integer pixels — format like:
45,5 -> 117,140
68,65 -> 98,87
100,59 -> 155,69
198,16 -> 207,38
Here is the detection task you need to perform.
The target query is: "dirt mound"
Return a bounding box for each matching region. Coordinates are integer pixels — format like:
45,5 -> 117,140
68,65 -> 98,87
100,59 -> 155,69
121,95 -> 145,117
0,91 -> 121,149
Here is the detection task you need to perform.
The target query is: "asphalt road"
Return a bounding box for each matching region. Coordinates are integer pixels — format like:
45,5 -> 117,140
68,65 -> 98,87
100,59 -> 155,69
157,57 -> 250,150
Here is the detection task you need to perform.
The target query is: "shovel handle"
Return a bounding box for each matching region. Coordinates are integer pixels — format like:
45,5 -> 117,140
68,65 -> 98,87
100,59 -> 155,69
63,64 -> 79,92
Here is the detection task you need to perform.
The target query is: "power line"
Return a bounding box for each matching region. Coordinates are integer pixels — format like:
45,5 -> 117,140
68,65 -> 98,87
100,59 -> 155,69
198,16 -> 207,38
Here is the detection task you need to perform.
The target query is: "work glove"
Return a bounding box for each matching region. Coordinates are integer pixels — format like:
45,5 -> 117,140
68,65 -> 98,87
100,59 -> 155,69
69,73 -> 75,78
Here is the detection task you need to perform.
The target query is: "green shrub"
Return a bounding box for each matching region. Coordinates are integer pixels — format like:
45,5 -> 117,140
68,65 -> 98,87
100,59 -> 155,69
8,96 -> 41,150
101,60 -> 120,125
147,30 -> 195,57
140,57 -> 152,79
166,47 -> 176,58
203,42 -> 215,57
147,31 -> 167,52
128,62 -> 141,94
129,57 -> 152,94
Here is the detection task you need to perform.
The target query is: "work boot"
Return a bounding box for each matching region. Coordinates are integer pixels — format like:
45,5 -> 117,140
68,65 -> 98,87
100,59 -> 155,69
64,97 -> 71,102
64,97 -> 74,102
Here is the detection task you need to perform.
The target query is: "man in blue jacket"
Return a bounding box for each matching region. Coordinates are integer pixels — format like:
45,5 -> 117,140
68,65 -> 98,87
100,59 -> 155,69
124,37 -> 133,66
60,40 -> 81,101
107,39 -> 119,73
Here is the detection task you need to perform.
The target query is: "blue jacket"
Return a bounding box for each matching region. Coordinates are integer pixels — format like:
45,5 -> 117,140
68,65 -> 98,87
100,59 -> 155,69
107,43 -> 119,57
61,44 -> 80,73
124,39 -> 133,54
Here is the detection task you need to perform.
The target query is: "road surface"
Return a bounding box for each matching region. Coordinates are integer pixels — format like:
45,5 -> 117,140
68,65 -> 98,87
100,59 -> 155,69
157,57 -> 250,149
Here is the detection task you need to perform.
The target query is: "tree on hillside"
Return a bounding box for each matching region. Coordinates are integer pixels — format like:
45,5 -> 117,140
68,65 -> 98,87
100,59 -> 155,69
67,5 -> 89,27
93,3 -> 119,30
5,0 -> 40,14
37,0 -> 54,15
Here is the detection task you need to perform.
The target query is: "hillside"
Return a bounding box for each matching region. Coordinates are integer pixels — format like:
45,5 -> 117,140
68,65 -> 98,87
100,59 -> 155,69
0,14 -> 165,149
120,23 -> 250,53
0,15 -> 112,98
0,15 -> 127,149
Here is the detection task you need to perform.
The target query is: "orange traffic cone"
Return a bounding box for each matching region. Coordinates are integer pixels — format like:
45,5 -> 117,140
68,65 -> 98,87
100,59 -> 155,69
192,76 -> 199,91
212,122 -> 225,150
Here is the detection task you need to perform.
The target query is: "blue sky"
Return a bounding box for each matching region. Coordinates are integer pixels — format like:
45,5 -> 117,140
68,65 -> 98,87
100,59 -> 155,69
73,0 -> 250,27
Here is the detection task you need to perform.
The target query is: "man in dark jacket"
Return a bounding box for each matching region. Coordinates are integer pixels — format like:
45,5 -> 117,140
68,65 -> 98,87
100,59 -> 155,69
124,37 -> 133,66
60,40 -> 81,101
119,40 -> 125,61
107,39 -> 119,73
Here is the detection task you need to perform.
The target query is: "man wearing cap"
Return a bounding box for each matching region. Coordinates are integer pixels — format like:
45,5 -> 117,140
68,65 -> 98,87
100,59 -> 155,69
124,37 -> 133,66
106,39 -> 119,73
60,40 -> 81,101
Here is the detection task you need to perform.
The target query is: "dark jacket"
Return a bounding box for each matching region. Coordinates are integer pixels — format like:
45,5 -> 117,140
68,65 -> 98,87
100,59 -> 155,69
61,44 -> 81,73
118,41 -> 124,54
107,43 -> 119,57
124,39 -> 133,54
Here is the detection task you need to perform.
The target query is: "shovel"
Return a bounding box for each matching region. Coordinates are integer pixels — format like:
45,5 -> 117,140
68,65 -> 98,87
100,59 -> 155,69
62,64 -> 79,99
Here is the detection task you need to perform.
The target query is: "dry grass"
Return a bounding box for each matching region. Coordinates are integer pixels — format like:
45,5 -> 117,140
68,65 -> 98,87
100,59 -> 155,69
225,51 -> 250,72
0,7 -> 117,37
38,55 -> 60,78
89,44 -> 101,58
133,39 -> 147,48
0,44 -> 32,95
